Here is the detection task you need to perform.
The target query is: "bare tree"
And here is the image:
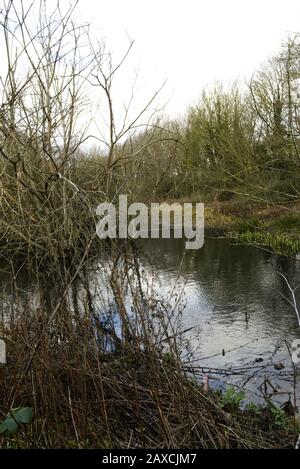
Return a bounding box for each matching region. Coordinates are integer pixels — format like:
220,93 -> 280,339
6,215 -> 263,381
0,0 -> 171,259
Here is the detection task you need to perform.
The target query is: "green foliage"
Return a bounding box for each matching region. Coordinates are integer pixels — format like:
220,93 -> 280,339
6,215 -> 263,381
235,217 -> 262,233
272,215 -> 300,231
246,402 -> 262,416
220,386 -> 245,411
162,352 -> 176,365
232,230 -> 300,256
0,407 -> 33,435
177,38 -> 300,205
270,407 -> 287,428
184,84 -> 259,198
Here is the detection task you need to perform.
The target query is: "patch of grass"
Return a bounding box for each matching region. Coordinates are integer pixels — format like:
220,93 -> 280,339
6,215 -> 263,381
270,214 -> 300,232
202,197 -> 300,256
230,230 -> 300,256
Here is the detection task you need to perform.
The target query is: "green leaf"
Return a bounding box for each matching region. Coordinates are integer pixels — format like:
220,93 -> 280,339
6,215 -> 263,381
0,418 -> 18,434
11,407 -> 33,424
0,407 -> 33,435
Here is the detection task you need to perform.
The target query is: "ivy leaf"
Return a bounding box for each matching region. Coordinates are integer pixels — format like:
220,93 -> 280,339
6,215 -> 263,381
0,418 -> 18,434
11,407 -> 33,424
0,407 -> 33,435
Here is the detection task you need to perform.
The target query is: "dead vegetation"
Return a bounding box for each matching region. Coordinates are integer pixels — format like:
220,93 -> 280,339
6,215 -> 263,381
0,245 -> 298,449
0,1 -> 299,450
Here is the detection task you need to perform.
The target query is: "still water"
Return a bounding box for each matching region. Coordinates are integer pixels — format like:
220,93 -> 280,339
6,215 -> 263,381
137,233 -> 300,405
1,233 -> 300,405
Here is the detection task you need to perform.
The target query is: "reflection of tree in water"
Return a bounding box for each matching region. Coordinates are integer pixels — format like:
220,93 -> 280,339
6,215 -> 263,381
138,236 -> 300,336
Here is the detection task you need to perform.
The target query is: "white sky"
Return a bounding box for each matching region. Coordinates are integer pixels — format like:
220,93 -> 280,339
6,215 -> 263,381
2,0 -> 300,147
77,0 -> 300,119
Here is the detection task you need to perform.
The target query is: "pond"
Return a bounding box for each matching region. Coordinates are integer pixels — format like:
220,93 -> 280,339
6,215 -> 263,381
1,232 -> 300,407
136,233 -> 300,406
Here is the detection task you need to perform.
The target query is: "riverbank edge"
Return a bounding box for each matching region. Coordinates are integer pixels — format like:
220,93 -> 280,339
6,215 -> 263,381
143,197 -> 300,256
160,197 -> 300,257
0,343 -> 298,449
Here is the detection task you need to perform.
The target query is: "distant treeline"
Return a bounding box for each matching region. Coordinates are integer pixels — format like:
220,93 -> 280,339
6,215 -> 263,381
79,36 -> 300,204
0,0 -> 299,258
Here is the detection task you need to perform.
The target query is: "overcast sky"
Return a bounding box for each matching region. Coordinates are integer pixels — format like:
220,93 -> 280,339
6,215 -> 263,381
77,0 -> 300,119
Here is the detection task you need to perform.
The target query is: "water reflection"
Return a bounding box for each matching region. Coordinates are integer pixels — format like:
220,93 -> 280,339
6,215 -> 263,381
1,235 -> 300,405
137,235 -> 300,404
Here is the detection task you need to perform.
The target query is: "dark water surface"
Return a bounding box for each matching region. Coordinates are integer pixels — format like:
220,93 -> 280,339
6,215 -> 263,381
137,234 -> 300,405
1,234 -> 300,406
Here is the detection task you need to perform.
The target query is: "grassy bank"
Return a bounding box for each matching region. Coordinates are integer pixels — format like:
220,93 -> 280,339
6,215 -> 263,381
158,195 -> 300,256
204,198 -> 300,257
